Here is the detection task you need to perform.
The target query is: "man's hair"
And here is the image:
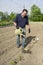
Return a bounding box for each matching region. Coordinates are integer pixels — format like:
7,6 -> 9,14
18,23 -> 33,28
22,9 -> 28,13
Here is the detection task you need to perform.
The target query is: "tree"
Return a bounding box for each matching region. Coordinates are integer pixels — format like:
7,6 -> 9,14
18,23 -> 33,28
30,5 -> 41,16
30,4 -> 42,21
0,11 -> 3,21
9,12 -> 16,21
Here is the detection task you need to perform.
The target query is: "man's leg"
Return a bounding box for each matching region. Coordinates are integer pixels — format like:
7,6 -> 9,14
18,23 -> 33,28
21,35 -> 26,48
16,35 -> 20,48
21,28 -> 26,48
21,35 -> 26,52
21,28 -> 26,52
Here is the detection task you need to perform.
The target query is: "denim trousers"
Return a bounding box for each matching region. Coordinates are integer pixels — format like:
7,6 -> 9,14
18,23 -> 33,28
16,28 -> 26,48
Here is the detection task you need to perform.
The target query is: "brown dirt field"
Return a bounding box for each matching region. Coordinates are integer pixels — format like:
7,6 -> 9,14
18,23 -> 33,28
0,22 -> 43,65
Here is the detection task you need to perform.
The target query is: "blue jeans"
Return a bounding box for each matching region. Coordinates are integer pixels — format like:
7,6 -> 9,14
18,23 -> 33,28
16,28 -> 26,48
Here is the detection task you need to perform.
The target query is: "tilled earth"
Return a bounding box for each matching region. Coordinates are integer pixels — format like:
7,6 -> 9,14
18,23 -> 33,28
0,22 -> 43,65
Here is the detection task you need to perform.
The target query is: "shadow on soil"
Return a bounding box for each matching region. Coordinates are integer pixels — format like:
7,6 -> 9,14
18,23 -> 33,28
23,36 -> 36,54
26,36 -> 36,46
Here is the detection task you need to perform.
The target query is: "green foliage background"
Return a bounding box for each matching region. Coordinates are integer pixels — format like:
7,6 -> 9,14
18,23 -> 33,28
30,5 -> 43,21
0,4 -> 43,26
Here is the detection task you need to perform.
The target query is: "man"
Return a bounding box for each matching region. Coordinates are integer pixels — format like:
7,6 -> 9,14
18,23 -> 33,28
13,9 -> 30,52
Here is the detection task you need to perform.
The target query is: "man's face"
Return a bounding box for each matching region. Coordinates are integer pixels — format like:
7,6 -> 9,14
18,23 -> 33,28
22,11 -> 27,17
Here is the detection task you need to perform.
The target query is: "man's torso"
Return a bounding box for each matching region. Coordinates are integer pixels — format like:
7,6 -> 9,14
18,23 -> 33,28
16,14 -> 28,28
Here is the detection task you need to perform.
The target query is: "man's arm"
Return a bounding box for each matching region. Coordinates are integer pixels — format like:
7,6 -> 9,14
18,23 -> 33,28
27,24 -> 31,33
27,23 -> 30,29
13,22 -> 17,27
26,16 -> 31,33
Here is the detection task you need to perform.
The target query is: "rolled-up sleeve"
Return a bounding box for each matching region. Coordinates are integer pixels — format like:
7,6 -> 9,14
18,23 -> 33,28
26,16 -> 29,25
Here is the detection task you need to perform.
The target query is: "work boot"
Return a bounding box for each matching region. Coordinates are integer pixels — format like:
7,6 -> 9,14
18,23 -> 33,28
22,48 -> 26,53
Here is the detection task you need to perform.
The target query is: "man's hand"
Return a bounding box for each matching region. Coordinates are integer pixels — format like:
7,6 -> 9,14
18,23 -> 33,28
14,22 -> 17,26
28,28 -> 31,33
13,22 -> 19,29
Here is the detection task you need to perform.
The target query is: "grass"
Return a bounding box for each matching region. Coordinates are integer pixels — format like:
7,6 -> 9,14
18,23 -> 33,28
0,20 -> 43,26
0,21 -> 13,26
9,60 -> 17,65
9,55 -> 23,65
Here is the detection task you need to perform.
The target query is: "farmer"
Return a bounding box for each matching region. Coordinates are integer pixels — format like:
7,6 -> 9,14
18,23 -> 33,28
13,9 -> 30,52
